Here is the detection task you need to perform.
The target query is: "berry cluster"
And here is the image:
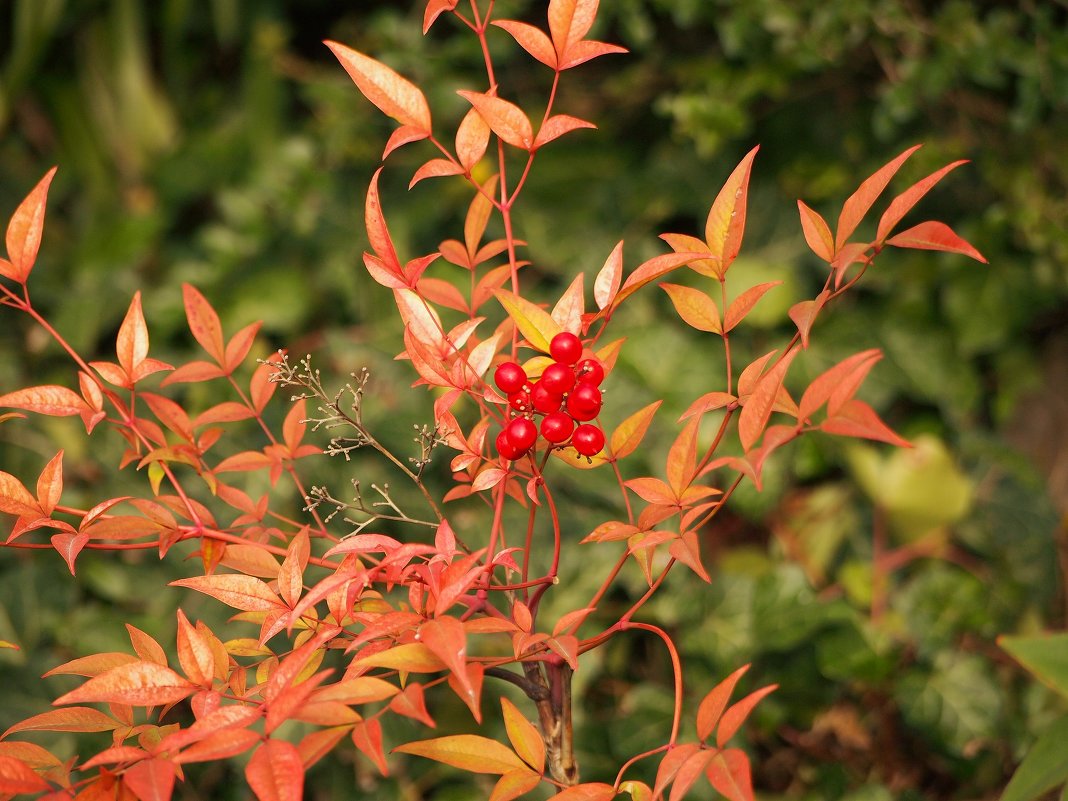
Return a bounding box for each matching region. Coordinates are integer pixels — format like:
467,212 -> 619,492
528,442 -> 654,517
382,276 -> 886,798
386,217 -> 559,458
493,332 -> 606,461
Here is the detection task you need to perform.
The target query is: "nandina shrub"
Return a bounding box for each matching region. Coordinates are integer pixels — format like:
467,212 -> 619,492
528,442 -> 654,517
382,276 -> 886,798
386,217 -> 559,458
0,1 -> 985,799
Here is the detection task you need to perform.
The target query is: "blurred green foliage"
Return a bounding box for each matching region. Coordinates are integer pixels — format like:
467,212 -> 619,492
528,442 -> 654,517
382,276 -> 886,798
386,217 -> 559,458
1,1 -> 1066,799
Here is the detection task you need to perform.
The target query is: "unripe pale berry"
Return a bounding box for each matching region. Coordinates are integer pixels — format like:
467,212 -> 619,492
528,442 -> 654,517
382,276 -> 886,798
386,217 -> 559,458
572,424 -> 605,456
549,331 -> 583,365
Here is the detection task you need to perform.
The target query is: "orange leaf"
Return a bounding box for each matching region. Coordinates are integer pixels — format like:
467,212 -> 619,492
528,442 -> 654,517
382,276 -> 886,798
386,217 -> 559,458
493,20 -> 557,69
716,684 -> 778,747
423,0 -> 460,33
53,660 -> 196,707
456,107 -> 492,170
669,530 -> 710,582
679,391 -> 735,422
0,754 -> 50,794
796,200 -> 834,263
836,144 -> 921,250
43,652 -> 139,678
389,683 -> 436,728
0,385 -> 88,417
696,665 -> 749,741
885,220 -> 987,262
2,707 -> 121,738
171,575 -> 285,612
465,174 -> 498,261
798,349 -> 882,422
534,114 -> 596,149
123,757 -> 175,801
594,241 -> 623,311
394,734 -> 526,774
457,91 -> 534,151
876,160 -> 967,243
409,158 -> 465,188
551,274 -> 585,333
364,167 -> 402,277
3,166 -> 57,284
788,290 -> 830,350
173,729 -> 261,764
354,642 -> 446,673
0,470 -> 42,518
669,749 -> 715,801
325,41 -> 431,133
819,399 -> 910,447
667,416 -> 700,496
660,283 -> 721,334
352,719 -> 389,776
494,288 -> 561,352
610,400 -> 661,460
182,284 -> 225,364
245,739 -> 305,801
653,743 -> 703,799
705,748 -> 755,801
490,769 -> 543,801
613,251 -> 708,311
51,531 -> 88,576
738,349 -> 798,452
419,617 -> 472,700
176,610 -> 215,687
723,281 -> 781,333
552,784 -> 617,801
660,233 -> 719,277
116,292 -> 150,380
501,697 -> 545,771
705,146 -> 759,278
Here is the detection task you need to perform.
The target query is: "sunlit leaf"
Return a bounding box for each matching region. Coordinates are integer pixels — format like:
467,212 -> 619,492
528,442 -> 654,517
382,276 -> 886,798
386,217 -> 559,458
246,739 -> 305,801
3,166 -> 57,284
54,661 -> 196,707
395,734 -> 526,774
325,41 -> 431,133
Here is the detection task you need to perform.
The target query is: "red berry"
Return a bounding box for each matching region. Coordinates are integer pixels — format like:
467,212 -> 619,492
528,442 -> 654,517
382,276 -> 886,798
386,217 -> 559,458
530,381 -> 564,414
494,361 -> 527,394
496,430 -> 524,460
505,417 -> 538,452
575,358 -> 605,386
540,362 -> 576,394
540,411 -> 574,444
567,382 -> 602,421
572,424 -> 605,456
549,332 -> 583,365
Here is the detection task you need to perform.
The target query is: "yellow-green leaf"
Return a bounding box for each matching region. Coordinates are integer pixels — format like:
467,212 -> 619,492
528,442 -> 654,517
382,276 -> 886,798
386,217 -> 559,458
394,734 -> 526,774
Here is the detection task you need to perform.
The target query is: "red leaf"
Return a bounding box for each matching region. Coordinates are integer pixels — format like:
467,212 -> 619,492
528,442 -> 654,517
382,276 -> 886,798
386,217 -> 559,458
53,660 -> 196,707
0,385 -> 88,417
653,743 -> 703,799
170,575 -> 285,612
174,729 -> 260,764
423,0 -> 460,33
223,321 -> 261,373
705,146 -> 759,278
457,91 -> 534,150
182,284 -> 225,364
723,281 -> 781,333
738,349 -> 798,452
559,39 -> 628,70
696,665 -> 749,741
876,160 -> 967,243
419,617 -> 472,702
552,783 -> 617,801
36,450 -> 63,515
364,168 -> 402,275
820,399 -> 911,447
2,707 -> 121,738
382,124 -> 430,159
669,749 -> 715,801
836,144 -> 921,250
493,20 -> 557,69
0,470 -> 42,518
3,166 -> 57,284
705,749 -> 754,801
797,200 -> 834,262
534,114 -> 596,149
0,754 -> 50,793
716,684 -> 778,747
325,41 -> 431,133
246,739 -> 305,801
885,220 -> 987,262
352,719 -> 389,776
123,757 -> 175,801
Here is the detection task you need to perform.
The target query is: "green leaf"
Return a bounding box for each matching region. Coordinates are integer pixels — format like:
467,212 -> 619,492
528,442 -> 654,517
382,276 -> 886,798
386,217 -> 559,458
1000,632 -> 1068,700
1001,716 -> 1068,801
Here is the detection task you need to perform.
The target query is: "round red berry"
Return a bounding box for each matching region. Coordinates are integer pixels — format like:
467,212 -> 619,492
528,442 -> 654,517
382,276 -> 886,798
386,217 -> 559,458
494,361 -> 527,394
549,332 -> 583,365
575,358 -> 605,386
530,382 -> 564,414
572,424 -> 605,456
508,383 -> 533,412
567,382 -> 602,421
505,417 -> 538,452
496,430 -> 524,460
540,411 -> 574,444
540,362 -> 577,394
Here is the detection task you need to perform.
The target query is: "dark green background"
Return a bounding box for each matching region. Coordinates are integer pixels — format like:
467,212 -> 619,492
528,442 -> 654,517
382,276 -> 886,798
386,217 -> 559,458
1,2 -> 1065,799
